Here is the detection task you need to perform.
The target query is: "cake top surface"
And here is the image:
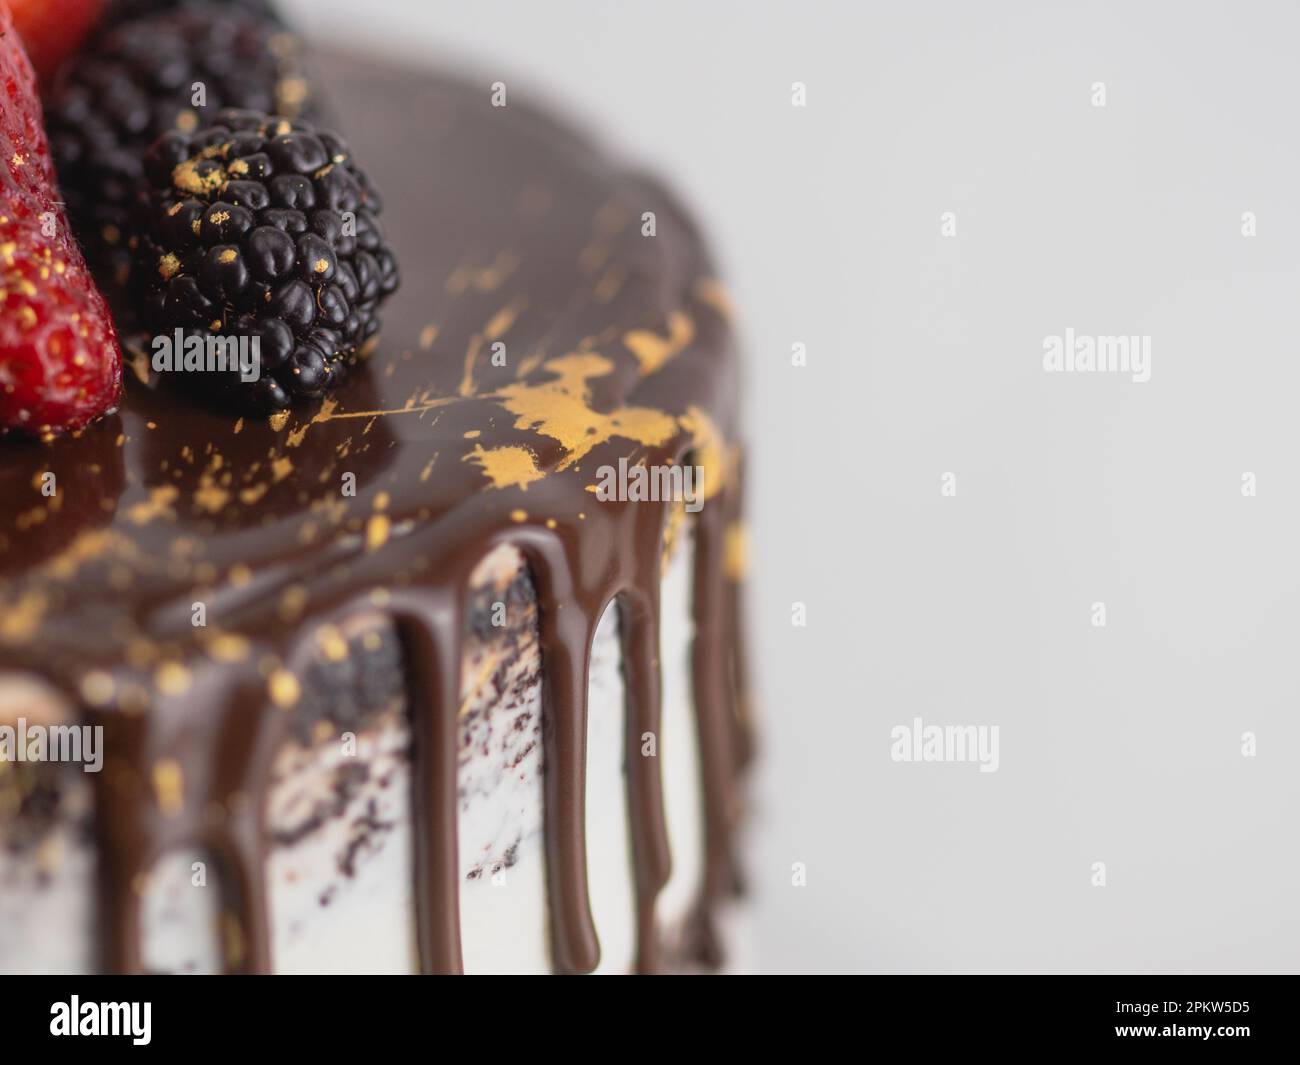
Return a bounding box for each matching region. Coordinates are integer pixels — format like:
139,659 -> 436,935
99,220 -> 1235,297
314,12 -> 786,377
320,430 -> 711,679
0,55 -> 740,696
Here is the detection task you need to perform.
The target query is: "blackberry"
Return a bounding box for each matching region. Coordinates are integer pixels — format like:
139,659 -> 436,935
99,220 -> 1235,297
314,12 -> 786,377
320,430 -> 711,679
135,109 -> 399,413
44,2 -> 314,289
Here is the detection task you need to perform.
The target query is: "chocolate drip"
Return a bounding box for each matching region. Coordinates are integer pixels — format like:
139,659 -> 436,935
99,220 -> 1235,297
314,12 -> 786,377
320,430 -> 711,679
689,494 -> 742,965
0,55 -> 748,975
618,582 -> 672,975
392,597 -> 464,974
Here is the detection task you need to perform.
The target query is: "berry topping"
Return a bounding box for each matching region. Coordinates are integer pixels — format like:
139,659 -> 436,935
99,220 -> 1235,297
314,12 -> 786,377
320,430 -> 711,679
0,5 -> 122,436
6,0 -> 107,83
136,109 -> 398,414
43,1 -> 315,288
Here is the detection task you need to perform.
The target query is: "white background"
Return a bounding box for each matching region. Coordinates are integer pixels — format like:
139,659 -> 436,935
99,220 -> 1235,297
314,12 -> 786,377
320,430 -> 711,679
283,0 -> 1300,973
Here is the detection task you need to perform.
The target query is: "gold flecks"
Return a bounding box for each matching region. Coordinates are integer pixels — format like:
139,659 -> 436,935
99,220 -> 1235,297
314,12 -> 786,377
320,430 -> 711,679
373,491 -> 391,512
362,631 -> 383,652
419,457 -> 437,482
445,250 -> 520,296
368,587 -> 391,607
268,669 -> 301,708
172,156 -> 226,195
176,109 -> 199,134
546,518 -> 557,530
268,410 -> 291,432
724,520 -> 749,581
457,333 -> 483,396
593,264 -> 626,304
279,584 -> 308,621
278,76 -> 309,113
155,662 -> 192,696
228,158 -> 250,177
270,456 -> 294,482
316,625 -> 348,662
510,509 -> 528,523
484,296 -> 526,341
206,632 -> 250,663
495,353 -> 677,470
222,912 -> 245,968
679,404 -> 726,501
662,499 -> 686,563
313,258 -> 329,274
209,210 -> 230,226
365,513 -> 391,551
10,152 -> 24,166
193,479 -> 230,514
466,443 -> 544,492
0,590 -> 47,644
229,563 -> 253,587
463,429 -> 481,439
693,277 -> 734,319
79,671 -> 116,707
233,417 -> 244,433
239,483 -> 268,504
623,311 -> 694,376
218,248 -> 238,264
122,486 -> 178,527
152,760 -> 184,817
418,323 -> 438,349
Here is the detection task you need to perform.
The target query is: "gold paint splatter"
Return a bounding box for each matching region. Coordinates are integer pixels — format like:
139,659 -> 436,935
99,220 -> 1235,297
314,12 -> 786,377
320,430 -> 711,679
724,520 -> 749,581
365,514 -> 391,551
679,404 -> 726,501
484,297 -> 525,341
693,277 -> 734,319
623,311 -> 694,376
206,633 -> 250,663
268,669 -> 301,708
510,509 -> 528,523
495,353 -> 677,470
465,443 -> 544,492
152,760 -> 184,817
126,485 -> 179,525
279,585 -> 308,621
155,662 -> 192,696
316,625 -> 348,662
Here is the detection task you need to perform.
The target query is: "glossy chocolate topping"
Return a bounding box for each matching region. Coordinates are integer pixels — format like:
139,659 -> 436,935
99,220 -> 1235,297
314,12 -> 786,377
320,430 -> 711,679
0,52 -> 750,974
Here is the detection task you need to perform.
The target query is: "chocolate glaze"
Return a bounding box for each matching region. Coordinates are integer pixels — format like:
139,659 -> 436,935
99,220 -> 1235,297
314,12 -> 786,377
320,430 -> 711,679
0,51 -> 750,974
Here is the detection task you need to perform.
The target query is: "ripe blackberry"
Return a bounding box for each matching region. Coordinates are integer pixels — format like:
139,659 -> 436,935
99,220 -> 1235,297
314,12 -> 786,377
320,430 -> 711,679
135,109 -> 399,413
43,2 -> 314,289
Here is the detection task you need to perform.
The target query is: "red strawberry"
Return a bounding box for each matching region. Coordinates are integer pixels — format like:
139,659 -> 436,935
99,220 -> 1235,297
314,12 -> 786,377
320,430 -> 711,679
6,0 -> 107,83
0,5 -> 121,436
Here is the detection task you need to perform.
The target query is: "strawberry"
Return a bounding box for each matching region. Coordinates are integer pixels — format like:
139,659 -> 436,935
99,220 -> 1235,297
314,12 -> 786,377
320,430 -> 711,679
5,0 -> 107,83
0,5 -> 121,436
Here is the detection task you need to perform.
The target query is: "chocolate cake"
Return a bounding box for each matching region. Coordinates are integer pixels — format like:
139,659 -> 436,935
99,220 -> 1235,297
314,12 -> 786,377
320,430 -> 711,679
0,48 -> 751,973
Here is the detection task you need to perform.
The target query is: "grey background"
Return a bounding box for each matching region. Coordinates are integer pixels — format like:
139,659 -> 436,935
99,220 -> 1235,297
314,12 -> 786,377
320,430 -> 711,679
283,0 -> 1300,973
